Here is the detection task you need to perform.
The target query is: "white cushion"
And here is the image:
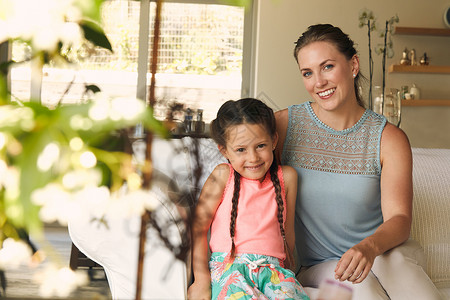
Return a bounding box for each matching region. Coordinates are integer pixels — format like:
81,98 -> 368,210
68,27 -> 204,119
411,148 -> 450,287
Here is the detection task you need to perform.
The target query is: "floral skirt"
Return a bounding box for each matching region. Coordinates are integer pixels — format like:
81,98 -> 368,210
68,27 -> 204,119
209,252 -> 310,300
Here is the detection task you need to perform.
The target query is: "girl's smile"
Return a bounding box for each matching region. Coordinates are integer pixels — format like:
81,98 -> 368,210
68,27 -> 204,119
219,123 -> 278,182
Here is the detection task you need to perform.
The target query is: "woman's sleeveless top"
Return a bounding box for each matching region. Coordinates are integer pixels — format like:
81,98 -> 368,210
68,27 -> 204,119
281,102 -> 387,267
209,164 -> 287,261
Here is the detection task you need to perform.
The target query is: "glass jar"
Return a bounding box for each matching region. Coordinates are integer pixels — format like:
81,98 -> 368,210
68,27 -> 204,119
400,85 -> 409,100
383,88 -> 401,126
194,109 -> 205,133
372,86 -> 383,115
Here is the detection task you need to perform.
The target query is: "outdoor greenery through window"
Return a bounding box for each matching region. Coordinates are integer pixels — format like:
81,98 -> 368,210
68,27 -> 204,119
10,0 -> 245,122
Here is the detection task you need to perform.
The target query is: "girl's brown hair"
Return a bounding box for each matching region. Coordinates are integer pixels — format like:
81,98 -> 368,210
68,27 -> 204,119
210,98 -> 294,267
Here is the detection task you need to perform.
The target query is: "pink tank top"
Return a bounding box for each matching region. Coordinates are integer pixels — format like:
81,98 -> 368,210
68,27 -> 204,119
209,164 -> 287,260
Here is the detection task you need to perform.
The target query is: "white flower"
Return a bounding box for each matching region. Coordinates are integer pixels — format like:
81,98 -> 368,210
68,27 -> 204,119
34,264 -> 88,298
0,106 -> 34,129
107,189 -> 160,220
31,183 -> 76,225
37,142 -> 60,172
0,159 -> 7,186
62,168 -> 102,190
0,0 -> 83,52
110,97 -> 146,121
32,26 -> 61,52
60,21 -> 83,47
0,132 -> 5,149
88,94 -> 147,123
1,165 -> 19,199
88,94 -> 110,121
79,151 -> 97,168
73,186 -> 111,220
0,238 -> 32,269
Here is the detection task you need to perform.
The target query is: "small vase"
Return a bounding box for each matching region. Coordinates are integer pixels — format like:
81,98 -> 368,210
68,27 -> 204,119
383,88 -> 401,126
410,84 -> 421,100
372,86 -> 383,115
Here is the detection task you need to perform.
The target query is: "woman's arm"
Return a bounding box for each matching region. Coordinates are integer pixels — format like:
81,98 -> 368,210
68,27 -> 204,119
335,123 -> 413,284
187,163 -> 229,300
281,165 -> 298,270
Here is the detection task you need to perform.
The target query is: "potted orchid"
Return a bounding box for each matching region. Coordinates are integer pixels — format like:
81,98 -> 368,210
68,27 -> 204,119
358,9 -> 399,113
0,0 -> 169,297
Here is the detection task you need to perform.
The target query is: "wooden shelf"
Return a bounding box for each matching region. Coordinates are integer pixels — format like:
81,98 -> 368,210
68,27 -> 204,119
402,99 -> 450,106
394,26 -> 450,37
389,64 -> 450,74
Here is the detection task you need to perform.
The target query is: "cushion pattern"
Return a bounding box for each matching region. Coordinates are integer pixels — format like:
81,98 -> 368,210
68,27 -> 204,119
410,148 -> 450,288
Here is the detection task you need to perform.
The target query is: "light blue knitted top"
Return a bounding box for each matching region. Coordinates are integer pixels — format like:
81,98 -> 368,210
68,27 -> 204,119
281,102 -> 387,267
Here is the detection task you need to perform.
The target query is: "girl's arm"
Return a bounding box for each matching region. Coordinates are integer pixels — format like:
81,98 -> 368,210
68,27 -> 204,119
335,123 -> 413,283
281,165 -> 298,270
187,163 -> 229,300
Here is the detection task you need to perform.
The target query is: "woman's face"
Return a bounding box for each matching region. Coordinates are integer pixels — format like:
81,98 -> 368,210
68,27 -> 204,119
296,41 -> 359,112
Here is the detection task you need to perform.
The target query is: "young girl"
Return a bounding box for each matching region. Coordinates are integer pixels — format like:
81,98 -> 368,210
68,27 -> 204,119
187,98 -> 310,300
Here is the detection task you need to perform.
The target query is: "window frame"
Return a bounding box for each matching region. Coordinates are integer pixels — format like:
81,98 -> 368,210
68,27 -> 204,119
0,1 -> 257,106
136,0 -> 257,103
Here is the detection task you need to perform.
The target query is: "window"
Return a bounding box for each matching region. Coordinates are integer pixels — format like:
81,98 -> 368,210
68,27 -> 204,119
9,0 -> 254,123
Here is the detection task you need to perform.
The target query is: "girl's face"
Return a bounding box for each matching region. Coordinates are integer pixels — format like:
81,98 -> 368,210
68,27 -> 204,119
296,41 -> 359,112
219,123 -> 277,182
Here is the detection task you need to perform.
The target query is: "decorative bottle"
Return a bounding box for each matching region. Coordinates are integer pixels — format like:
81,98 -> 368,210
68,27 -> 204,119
184,108 -> 193,133
410,84 -> 421,100
195,109 -> 205,133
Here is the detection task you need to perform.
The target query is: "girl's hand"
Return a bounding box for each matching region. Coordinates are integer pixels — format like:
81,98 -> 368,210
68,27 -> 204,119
334,240 -> 377,284
187,281 -> 211,300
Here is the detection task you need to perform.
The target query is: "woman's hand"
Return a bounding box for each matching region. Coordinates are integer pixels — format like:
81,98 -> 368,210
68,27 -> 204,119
187,281 -> 211,300
334,240 -> 377,284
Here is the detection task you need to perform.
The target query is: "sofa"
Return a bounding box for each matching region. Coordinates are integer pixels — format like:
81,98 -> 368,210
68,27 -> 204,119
68,137 -> 450,299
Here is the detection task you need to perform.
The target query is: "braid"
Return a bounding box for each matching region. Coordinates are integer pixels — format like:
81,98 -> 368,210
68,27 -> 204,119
269,159 -> 294,269
229,169 -> 241,260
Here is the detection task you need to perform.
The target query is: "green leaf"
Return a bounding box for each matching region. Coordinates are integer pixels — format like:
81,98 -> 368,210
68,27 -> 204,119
85,84 -> 101,94
75,0 -> 106,25
0,74 -> 8,104
217,0 -> 251,9
0,60 -> 15,75
80,20 -> 113,52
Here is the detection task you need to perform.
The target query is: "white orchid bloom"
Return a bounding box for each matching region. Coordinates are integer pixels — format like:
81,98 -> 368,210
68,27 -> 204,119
88,94 -> 111,121
62,168 -> 102,190
110,97 -> 146,121
0,0 -> 83,51
0,159 -> 7,186
37,142 -> 61,172
31,183 -> 75,225
34,264 -> 88,298
2,165 -> 20,199
106,189 -> 161,220
0,238 -> 32,269
73,185 -> 111,220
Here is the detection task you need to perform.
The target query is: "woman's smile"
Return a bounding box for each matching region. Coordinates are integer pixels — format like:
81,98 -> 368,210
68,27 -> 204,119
317,88 -> 336,99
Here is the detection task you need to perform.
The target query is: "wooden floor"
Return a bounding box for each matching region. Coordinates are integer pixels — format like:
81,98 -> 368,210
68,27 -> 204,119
2,225 -> 112,300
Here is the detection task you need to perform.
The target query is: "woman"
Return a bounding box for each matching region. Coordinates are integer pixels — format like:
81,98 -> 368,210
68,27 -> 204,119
274,24 -> 441,299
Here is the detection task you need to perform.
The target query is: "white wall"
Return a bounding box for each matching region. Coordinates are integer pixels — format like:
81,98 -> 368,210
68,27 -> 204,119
252,0 -> 450,148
